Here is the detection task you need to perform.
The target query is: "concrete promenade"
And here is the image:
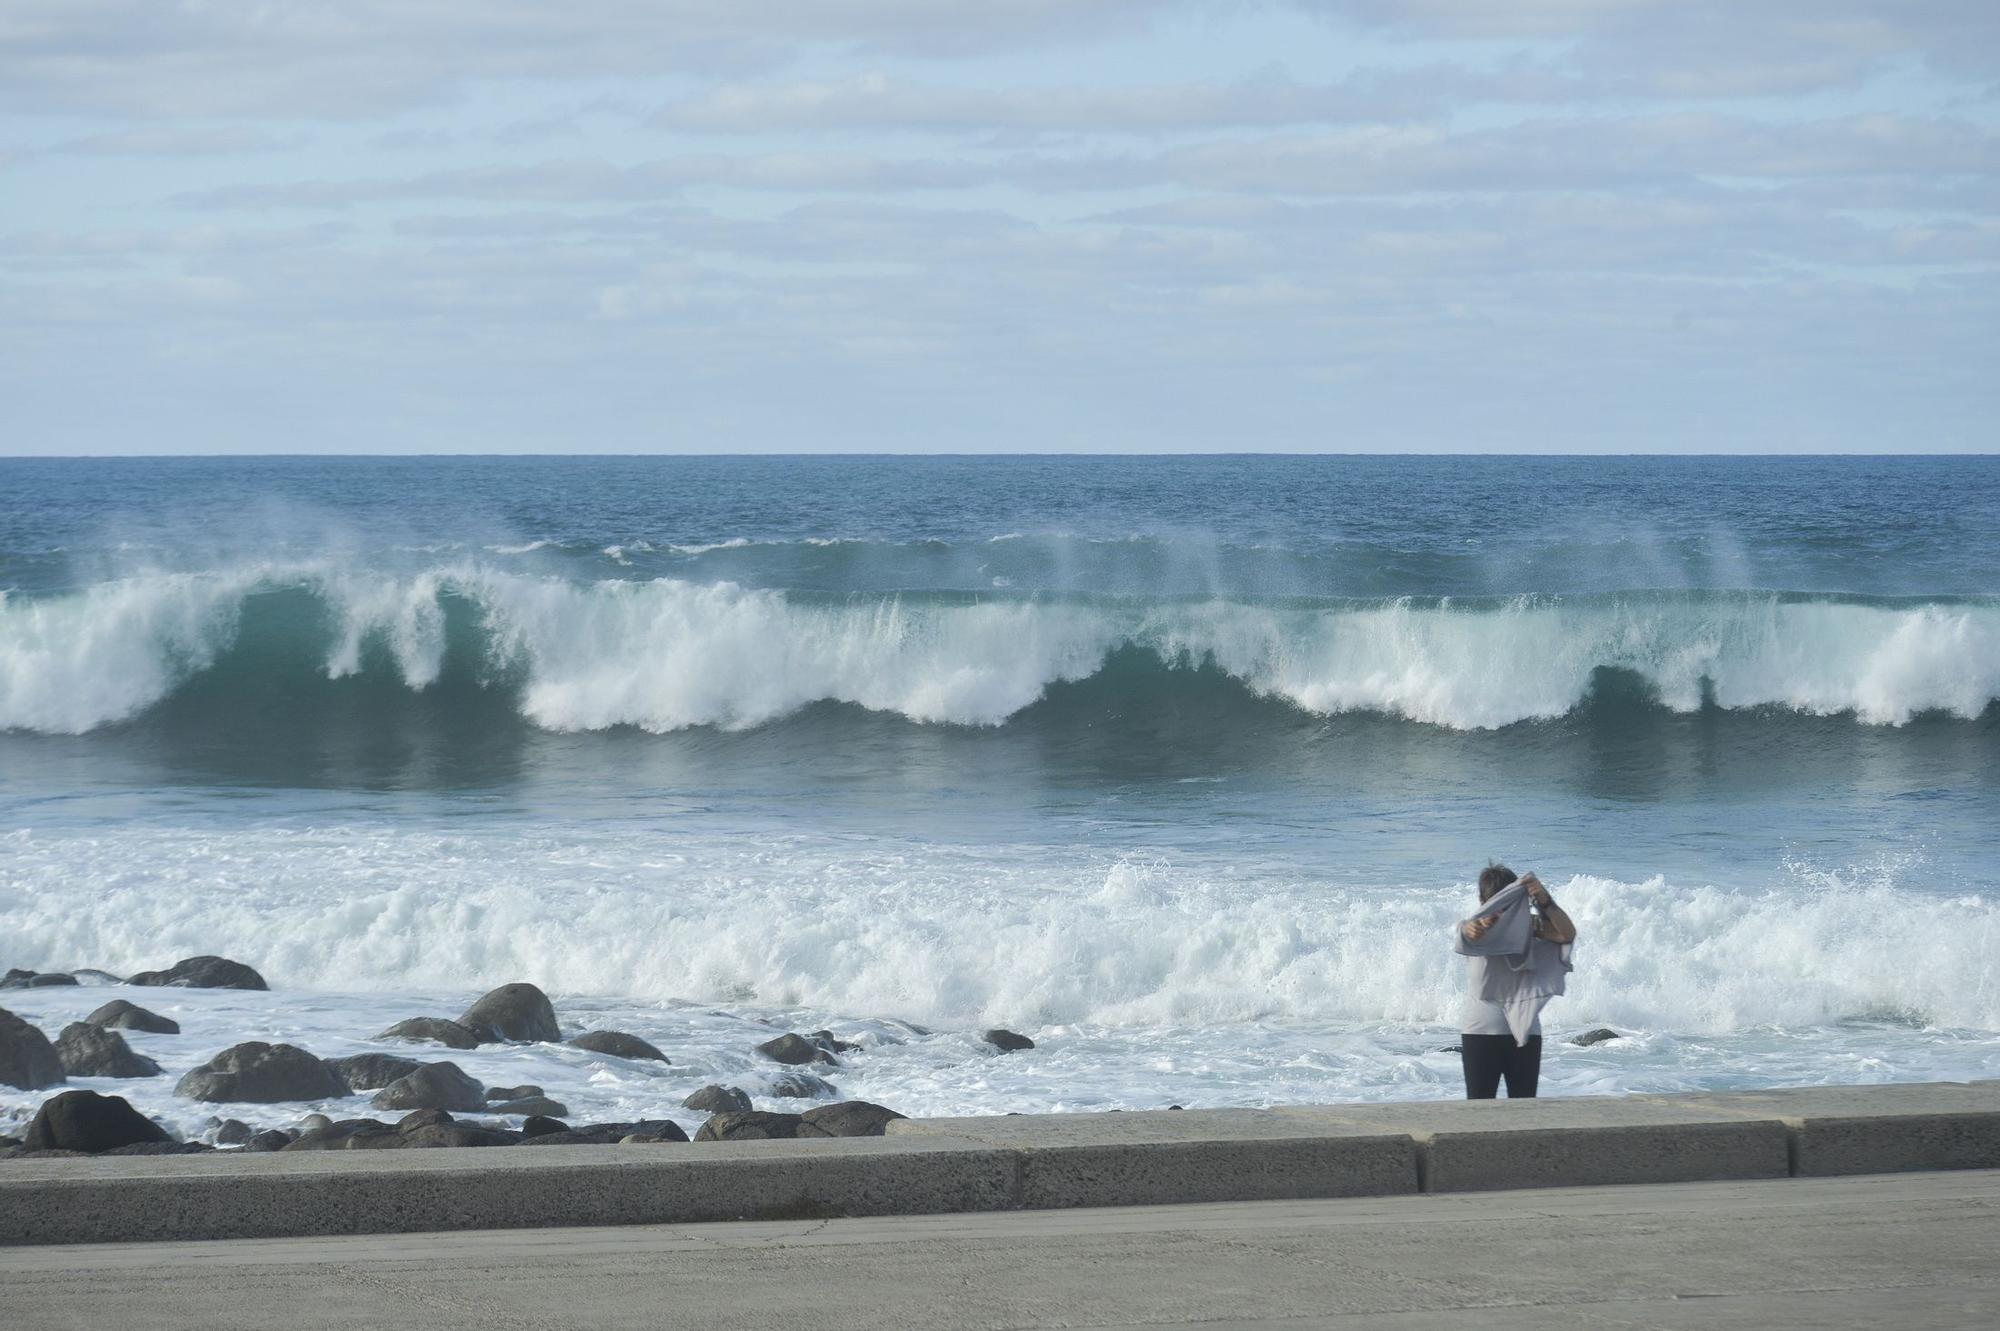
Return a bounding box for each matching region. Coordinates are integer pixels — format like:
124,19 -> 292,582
3,1171 -> 1996,1329
3,1081 -> 1997,1246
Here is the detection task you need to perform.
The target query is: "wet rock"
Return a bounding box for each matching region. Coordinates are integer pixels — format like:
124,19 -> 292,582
982,1029 -> 1035,1052
244,1129 -> 293,1152
487,1096 -> 569,1118
756,1033 -> 837,1066
103,1141 -> 213,1156
127,956 -> 268,991
55,1022 -> 163,1078
399,1122 -> 518,1148
1570,1028 -> 1624,1047
809,1029 -> 862,1054
769,1072 -> 837,1100
0,1008 -> 66,1091
518,1119 -> 676,1147
325,1053 -> 424,1091
619,1123 -> 690,1145
84,1000 -> 180,1036
797,1101 -> 905,1138
175,1042 -> 349,1103
282,1118 -> 392,1151
371,1061 -> 485,1112
297,1113 -> 334,1133
70,969 -> 127,985
694,1110 -> 803,1142
376,1017 -> 482,1049
683,1085 -> 753,1114
24,1090 -> 171,1153
1,969 -> 78,989
568,1030 -> 669,1063
395,1108 -> 454,1133
458,983 -> 559,1044
214,1119 -> 252,1146
485,1084 -> 544,1102
520,1115 -> 567,1138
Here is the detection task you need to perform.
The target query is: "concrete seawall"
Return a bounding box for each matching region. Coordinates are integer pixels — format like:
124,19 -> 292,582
5,1081 -> 1996,1246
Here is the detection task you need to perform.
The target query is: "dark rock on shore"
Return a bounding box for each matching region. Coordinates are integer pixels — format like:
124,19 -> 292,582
176,1042 -> 349,1103
757,1033 -> 837,1066
0,1008 -> 65,1091
519,1119 -> 679,1147
487,1095 -> 569,1118
85,1000 -> 180,1035
128,956 -> 268,991
486,1084 -> 543,1102
104,1141 -> 213,1156
71,969 -> 126,985
376,1017 -> 482,1049
684,1085 -> 752,1114
1571,1028 -> 1624,1047
521,1114 -> 567,1138
55,1023 -> 163,1078
568,1030 -> 670,1063
24,1090 -> 171,1153
245,1129 -> 293,1151
769,1072 -> 836,1100
326,1053 -> 424,1090
214,1119 -> 252,1145
809,1029 -> 862,1053
619,1122 -> 690,1144
400,1122 -> 518,1148
2,969 -> 79,989
371,1061 -> 485,1112
459,983 -> 559,1044
797,1101 -> 905,1138
983,1028 -> 1035,1052
282,1118 -> 391,1151
694,1110 -> 803,1142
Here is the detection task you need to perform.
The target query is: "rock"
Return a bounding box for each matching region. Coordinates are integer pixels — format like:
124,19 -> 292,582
23,1090 -> 171,1153
683,1085 -> 752,1114
756,1033 -> 837,1066
520,1115 -> 567,1138
103,1141 -> 213,1156
618,1123 -> 690,1145
371,1061 -> 485,1112
175,1042 -> 349,1103
297,1113 -> 334,1133
245,1129 -> 293,1152
84,1000 -> 180,1035
0,1008 -> 66,1091
376,1017 -> 482,1049
395,1108 -> 454,1133
809,1028 -> 862,1053
398,1123 -> 517,1149
55,1022 -> 163,1078
70,969 -> 127,985
458,983 -> 559,1044
337,1127 -> 407,1150
769,1072 -> 837,1099
567,1030 -> 670,1063
982,1028 -> 1035,1052
1,969 -> 78,989
1571,1028 -> 1624,1047
486,1096 -> 569,1118
518,1119 -> 675,1147
127,956 -> 268,991
485,1084 -> 544,1102
694,1110 -> 803,1142
797,1101 -> 905,1138
325,1053 -> 424,1090
214,1119 -> 252,1145
282,1118 -> 392,1151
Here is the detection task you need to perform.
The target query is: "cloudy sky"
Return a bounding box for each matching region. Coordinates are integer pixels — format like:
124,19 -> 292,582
4,1 -> 1997,453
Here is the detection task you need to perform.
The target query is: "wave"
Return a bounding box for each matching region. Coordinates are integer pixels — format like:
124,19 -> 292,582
2,565 -> 1997,735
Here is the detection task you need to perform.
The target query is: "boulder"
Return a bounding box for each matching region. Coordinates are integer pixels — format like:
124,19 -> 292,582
175,1042 -> 349,1103
297,1113 -> 335,1133
370,1061 -> 485,1112
127,956 -> 268,991
619,1123 -> 690,1144
0,1008 -> 66,1091
398,1123 -> 517,1149
103,1141 -> 212,1156
769,1072 -> 836,1100
567,1030 -> 670,1063
809,1028 -> 862,1053
84,1000 -> 180,1035
71,969 -> 127,985
282,1118 -> 392,1151
375,1017 -> 482,1049
325,1053 -> 424,1091
54,1022 -> 163,1078
756,1033 -> 837,1066
485,1084 -> 544,1102
683,1085 -> 752,1114
486,1096 -> 569,1118
1,969 -> 78,989
797,1101 -> 906,1138
23,1090 -> 171,1153
520,1114 -> 567,1138
214,1119 -> 252,1145
519,1119 -> 675,1147
245,1129 -> 293,1152
458,983 -> 559,1043
694,1110 -> 803,1142
982,1028 -> 1035,1052
1570,1028 -> 1624,1047
396,1108 -> 455,1133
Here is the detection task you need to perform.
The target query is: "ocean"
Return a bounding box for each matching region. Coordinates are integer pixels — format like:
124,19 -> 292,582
2,454 -> 1997,1140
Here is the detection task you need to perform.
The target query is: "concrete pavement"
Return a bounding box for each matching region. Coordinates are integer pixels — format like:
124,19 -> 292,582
3,1170 -> 1996,1329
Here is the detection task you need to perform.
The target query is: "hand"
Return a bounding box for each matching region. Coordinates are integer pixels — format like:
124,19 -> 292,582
1463,915 -> 1497,941
1520,873 -> 1550,906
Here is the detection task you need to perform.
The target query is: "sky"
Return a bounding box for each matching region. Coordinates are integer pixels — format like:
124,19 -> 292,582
2,1 -> 1997,455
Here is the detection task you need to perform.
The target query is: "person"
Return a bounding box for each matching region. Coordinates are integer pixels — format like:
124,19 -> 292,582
1457,864 -> 1576,1100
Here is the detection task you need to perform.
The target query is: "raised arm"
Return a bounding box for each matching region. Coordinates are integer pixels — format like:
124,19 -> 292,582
1521,873 -> 1577,944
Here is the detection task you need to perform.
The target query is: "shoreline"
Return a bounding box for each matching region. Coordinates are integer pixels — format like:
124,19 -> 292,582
5,1081 -> 1996,1246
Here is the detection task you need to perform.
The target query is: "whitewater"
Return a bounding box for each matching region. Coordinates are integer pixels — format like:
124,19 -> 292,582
2,454 -> 1996,1137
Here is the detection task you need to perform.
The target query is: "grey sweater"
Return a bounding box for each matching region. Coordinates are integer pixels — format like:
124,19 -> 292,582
1454,879 -> 1574,1046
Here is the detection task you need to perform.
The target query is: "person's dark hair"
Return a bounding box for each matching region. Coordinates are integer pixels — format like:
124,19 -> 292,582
1478,864 -> 1518,903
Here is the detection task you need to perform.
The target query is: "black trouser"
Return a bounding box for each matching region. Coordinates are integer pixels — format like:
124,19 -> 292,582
1461,1033 -> 1541,1099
